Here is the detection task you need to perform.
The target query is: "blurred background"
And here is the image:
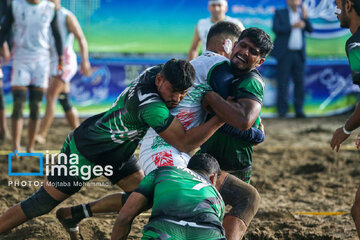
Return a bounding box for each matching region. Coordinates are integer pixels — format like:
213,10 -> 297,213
1,0 -> 358,117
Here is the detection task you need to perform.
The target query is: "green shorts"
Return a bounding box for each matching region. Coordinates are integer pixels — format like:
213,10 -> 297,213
142,219 -> 225,240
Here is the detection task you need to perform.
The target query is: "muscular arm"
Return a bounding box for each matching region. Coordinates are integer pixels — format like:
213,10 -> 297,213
66,13 -> 91,76
111,192 -> 150,240
203,91 -> 261,130
158,115 -> 224,153
219,124 -> 265,144
187,26 -> 201,61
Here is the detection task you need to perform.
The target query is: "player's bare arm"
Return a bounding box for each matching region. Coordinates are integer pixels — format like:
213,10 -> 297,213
158,115 -> 224,153
66,13 -> 91,76
202,91 -> 261,130
111,193 -> 150,240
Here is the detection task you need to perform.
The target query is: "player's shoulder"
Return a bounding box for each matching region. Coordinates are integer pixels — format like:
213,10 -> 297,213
347,30 -> 360,51
235,69 -> 265,89
191,51 -> 228,66
197,17 -> 211,26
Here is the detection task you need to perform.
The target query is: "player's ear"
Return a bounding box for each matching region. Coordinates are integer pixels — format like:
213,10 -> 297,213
209,173 -> 217,185
155,73 -> 163,87
255,58 -> 265,68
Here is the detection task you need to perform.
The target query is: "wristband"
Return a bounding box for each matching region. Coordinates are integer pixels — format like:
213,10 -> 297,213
343,127 -> 351,135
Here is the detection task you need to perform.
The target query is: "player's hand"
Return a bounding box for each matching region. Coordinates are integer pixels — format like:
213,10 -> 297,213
330,127 -> 350,152
201,91 -> 215,113
293,20 -> 305,29
259,121 -> 264,133
81,60 -> 92,76
356,133 -> 360,150
57,56 -> 64,77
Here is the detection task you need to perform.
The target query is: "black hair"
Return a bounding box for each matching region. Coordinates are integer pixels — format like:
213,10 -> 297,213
345,0 -> 360,15
161,58 -> 195,92
238,27 -> 273,58
187,153 -> 221,177
206,21 -> 242,48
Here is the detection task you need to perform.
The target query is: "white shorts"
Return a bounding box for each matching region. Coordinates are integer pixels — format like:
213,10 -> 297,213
11,57 -> 50,88
139,128 -> 191,175
50,47 -> 77,83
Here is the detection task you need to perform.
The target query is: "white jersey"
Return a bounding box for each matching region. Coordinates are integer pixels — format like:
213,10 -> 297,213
139,51 -> 229,175
50,7 -> 77,81
197,16 -> 244,53
12,0 -> 55,61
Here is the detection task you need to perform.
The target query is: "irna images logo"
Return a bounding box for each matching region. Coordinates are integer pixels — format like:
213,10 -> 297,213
8,150 -> 43,176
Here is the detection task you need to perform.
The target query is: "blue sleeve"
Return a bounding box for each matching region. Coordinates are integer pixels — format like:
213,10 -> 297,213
219,123 -> 265,144
208,61 -> 234,99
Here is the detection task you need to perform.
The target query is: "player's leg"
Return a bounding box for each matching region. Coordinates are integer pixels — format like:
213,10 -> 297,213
11,86 -> 27,152
62,81 -> 80,129
351,186 -> 360,238
57,154 -> 144,238
217,171 -> 260,240
0,79 -> 8,140
0,177 -> 70,234
27,86 -> 45,152
36,76 -> 65,144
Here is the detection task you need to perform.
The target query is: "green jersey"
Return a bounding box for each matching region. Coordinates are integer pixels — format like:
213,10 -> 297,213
201,67 -> 264,173
73,64 -> 174,162
346,27 -> 360,86
136,166 -> 225,231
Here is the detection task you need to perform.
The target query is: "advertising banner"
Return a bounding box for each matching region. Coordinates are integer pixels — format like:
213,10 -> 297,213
1,59 -> 358,117
62,0 -> 351,57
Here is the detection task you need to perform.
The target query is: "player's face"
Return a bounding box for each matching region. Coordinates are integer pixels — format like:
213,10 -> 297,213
230,37 -> 264,73
208,3 -> 227,21
156,75 -> 188,109
287,0 -> 302,8
335,0 -> 350,28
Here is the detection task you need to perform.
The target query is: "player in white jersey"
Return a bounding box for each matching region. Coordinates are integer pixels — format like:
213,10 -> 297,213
36,0 -> 91,145
140,51 -> 227,174
187,0 -> 245,61
0,0 -> 63,153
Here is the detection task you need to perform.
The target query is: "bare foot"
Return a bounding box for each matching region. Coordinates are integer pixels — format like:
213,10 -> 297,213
35,134 -> 46,144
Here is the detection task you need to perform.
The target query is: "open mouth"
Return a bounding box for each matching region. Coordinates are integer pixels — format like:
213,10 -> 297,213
236,55 -> 247,64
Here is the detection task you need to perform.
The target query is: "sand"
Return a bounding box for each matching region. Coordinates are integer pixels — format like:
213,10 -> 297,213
0,115 -> 359,239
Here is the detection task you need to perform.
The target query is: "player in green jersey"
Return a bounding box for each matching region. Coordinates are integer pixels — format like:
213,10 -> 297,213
332,0 -> 360,238
111,153 -> 225,240
0,59 -> 225,236
200,27 -> 273,239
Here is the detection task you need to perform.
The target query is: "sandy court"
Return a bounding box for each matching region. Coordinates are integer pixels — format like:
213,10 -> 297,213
0,115 -> 359,239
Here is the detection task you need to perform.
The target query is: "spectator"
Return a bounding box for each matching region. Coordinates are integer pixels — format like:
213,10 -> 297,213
187,0 -> 244,60
272,0 -> 313,118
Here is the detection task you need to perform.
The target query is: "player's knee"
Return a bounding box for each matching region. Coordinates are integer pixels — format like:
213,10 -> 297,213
29,89 -> 44,120
220,174 -> 260,225
121,192 -> 132,206
58,92 -> 72,112
0,87 -> 5,110
11,89 -> 27,119
20,186 -> 61,219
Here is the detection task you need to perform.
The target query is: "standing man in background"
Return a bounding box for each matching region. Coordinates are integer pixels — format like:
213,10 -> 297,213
36,0 -> 92,144
0,0 -> 63,153
0,0 -> 11,140
272,0 -> 313,118
332,0 -> 360,238
187,0 -> 245,61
